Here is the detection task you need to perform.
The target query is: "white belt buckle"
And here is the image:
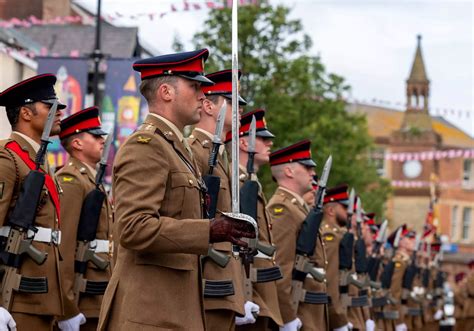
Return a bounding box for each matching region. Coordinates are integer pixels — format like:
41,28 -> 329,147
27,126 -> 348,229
92,240 -> 110,253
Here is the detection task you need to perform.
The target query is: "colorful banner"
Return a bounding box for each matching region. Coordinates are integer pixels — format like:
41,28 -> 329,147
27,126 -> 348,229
371,148 -> 474,162
37,57 -> 89,169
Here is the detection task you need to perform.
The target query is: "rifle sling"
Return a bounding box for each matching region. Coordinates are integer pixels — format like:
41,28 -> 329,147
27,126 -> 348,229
5,141 -> 60,223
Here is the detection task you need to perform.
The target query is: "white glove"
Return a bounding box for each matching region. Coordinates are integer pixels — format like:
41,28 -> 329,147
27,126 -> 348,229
434,309 -> 443,320
365,319 -> 375,331
333,324 -> 350,331
395,323 -> 408,331
0,307 -> 16,331
58,313 -> 86,331
279,317 -> 302,331
235,301 -> 260,325
348,322 -> 353,330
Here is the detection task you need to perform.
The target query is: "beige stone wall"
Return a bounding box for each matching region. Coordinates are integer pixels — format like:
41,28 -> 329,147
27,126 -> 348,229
390,196 -> 431,231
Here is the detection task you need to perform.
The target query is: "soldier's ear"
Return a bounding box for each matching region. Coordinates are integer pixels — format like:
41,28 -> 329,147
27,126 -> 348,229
202,99 -> 214,116
283,165 -> 294,178
19,105 -> 34,122
239,137 -> 248,151
159,83 -> 175,101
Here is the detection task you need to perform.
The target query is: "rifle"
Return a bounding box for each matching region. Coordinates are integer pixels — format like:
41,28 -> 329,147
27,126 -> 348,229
354,197 -> 368,278
366,220 -> 388,289
0,101 -> 58,309
73,130 -> 113,303
290,155 -> 332,312
377,227 -> 403,305
201,100 -> 231,268
401,233 -> 421,301
339,190 -> 365,298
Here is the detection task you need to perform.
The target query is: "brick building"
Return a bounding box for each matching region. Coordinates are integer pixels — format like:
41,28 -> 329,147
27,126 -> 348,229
348,36 -> 473,265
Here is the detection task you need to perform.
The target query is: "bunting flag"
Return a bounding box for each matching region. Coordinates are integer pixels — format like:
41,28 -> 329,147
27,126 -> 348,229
391,179 -> 467,189
371,148 -> 474,161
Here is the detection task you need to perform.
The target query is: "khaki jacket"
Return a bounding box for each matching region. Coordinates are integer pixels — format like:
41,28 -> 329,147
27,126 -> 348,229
239,167 -> 283,326
321,219 -> 348,329
97,114 -> 211,330
0,133 -> 63,316
56,157 -> 114,319
188,129 -> 245,316
268,187 -> 328,331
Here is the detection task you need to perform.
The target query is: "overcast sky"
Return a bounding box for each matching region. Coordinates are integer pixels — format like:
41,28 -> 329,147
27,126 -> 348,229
76,0 -> 473,137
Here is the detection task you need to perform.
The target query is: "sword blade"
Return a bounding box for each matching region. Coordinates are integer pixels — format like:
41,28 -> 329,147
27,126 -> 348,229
319,155 -> 332,188
41,100 -> 58,142
231,0 -> 240,213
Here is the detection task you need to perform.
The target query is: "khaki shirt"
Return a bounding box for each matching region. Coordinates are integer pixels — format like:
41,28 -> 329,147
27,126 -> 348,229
188,129 -> 245,316
0,133 -> 63,316
97,114 -> 211,331
56,157 -> 114,319
268,186 -> 328,330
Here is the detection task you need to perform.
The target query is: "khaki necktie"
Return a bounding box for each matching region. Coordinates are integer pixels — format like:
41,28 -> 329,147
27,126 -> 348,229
182,138 -> 193,158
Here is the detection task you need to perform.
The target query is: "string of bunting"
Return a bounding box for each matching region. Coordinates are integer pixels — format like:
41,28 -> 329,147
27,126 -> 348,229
371,149 -> 474,162
0,1 -> 259,28
391,180 -> 471,189
349,98 -> 471,119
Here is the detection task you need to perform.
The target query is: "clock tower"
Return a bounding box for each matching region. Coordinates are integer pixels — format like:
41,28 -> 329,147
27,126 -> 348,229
389,35 -> 442,229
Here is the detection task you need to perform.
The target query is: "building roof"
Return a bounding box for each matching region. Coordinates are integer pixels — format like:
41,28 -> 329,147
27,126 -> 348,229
407,35 -> 429,84
348,103 -> 474,148
16,25 -> 140,58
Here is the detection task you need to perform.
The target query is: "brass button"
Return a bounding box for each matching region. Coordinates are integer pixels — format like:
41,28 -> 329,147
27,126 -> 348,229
189,179 -> 194,185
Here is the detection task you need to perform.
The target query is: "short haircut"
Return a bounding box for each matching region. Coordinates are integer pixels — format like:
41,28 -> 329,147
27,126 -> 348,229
6,104 -> 37,129
60,132 -> 86,154
139,76 -> 178,106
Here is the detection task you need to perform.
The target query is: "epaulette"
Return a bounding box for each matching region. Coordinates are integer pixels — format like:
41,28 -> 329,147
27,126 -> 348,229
138,122 -> 156,132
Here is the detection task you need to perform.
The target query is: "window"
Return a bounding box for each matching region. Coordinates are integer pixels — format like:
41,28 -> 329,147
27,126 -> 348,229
462,207 -> 472,241
463,160 -> 473,188
451,206 -> 458,239
371,147 -> 386,177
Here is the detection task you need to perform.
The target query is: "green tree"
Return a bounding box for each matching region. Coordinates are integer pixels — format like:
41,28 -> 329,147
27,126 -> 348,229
190,1 -> 391,217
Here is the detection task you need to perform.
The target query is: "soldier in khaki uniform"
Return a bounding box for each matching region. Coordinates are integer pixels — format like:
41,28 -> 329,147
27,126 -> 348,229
56,106 -> 114,330
267,139 -> 330,331
453,269 -> 474,331
374,225 -> 414,331
233,109 -> 284,330
97,49 -> 256,330
0,74 -> 65,330
321,185 -> 351,331
188,69 -> 248,330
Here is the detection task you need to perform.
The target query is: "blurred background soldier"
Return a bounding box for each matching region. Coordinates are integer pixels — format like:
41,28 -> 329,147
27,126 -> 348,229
0,74 -> 65,330
233,109 -> 284,330
57,106 -> 114,330
188,69 -> 248,331
268,139 -> 330,331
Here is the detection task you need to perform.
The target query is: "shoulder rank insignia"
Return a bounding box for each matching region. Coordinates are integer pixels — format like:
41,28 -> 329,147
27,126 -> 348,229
273,207 -> 284,214
323,233 -> 334,242
137,136 -> 151,144
62,176 -> 74,183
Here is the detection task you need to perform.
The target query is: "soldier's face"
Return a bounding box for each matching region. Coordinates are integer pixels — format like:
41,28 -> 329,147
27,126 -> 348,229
292,163 -> 316,194
79,133 -> 105,164
28,102 -> 63,136
174,78 -> 205,126
254,136 -> 273,166
335,203 -> 348,226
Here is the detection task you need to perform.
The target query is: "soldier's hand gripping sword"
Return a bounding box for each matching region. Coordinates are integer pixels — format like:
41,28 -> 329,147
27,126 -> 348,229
202,100 -> 231,268
73,129 -> 114,303
290,155 -> 332,312
0,101 -> 58,309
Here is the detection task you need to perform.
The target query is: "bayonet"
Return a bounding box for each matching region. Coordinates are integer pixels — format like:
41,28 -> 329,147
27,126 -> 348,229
314,155 -> 332,209
208,100 -> 227,173
35,100 -> 58,168
231,0 -> 239,214
393,227 -> 403,249
96,129 -> 114,186
376,220 -> 388,244
246,115 -> 256,176
348,188 -> 355,219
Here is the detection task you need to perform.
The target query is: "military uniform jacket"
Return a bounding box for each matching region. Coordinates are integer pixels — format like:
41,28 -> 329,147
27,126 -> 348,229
188,129 -> 245,316
321,218 -> 348,329
0,133 -> 63,316
346,262 -> 369,330
268,187 -> 328,331
56,157 -> 114,319
97,114 -> 211,331
239,167 -> 283,326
